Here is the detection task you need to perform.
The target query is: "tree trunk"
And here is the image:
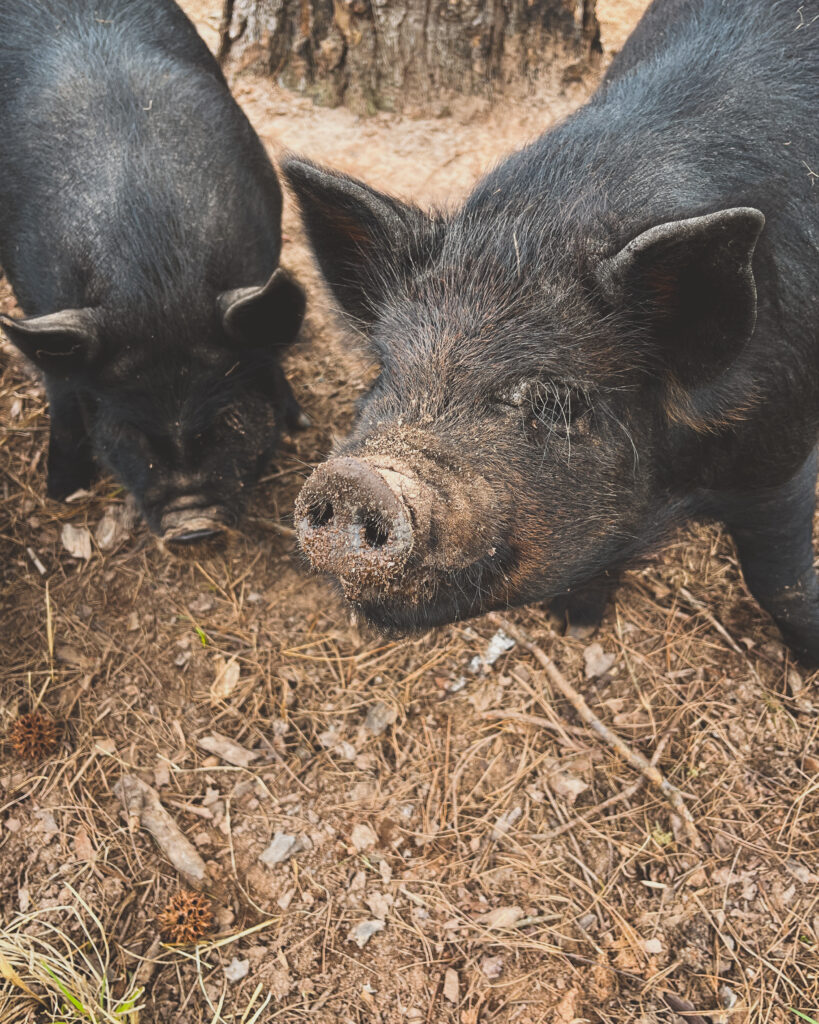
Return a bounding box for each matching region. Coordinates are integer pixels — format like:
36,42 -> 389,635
221,0 -> 601,114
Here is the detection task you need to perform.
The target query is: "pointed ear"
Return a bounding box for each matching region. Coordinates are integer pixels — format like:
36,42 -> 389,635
0,308 -> 99,375
219,267 -> 306,349
281,156 -> 430,325
596,208 -> 765,386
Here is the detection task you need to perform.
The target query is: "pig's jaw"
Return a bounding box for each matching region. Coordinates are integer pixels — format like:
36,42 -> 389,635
344,542 -> 517,634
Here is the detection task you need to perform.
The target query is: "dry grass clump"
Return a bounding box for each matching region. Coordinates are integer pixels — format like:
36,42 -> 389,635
157,891 -> 214,944
0,898 -> 144,1023
9,710 -> 58,762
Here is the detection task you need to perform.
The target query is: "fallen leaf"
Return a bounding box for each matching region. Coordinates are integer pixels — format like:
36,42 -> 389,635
365,701 -> 397,736
490,806 -> 522,839
33,809 -> 58,836
224,958 -> 249,983
113,774 -> 206,884
74,827 -> 95,861
259,832 -> 311,866
197,733 -> 260,768
547,767 -> 589,804
95,503 -> 134,552
481,955 -> 503,980
365,891 -> 393,920
348,919 -> 385,948
55,644 -> 93,669
210,657 -> 241,704
584,642 -> 616,679
351,822 -> 377,852
443,968 -> 459,1004
554,987 -> 580,1024
477,905 -> 523,929
61,523 -> 92,560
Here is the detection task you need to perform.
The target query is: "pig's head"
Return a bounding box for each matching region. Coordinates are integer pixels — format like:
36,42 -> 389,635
283,157 -> 764,632
1,268 -> 305,545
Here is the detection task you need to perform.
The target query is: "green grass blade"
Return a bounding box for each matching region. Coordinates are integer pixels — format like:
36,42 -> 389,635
41,962 -> 88,1014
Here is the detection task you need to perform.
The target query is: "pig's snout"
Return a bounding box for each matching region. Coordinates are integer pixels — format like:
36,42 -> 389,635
295,457 -> 420,597
160,501 -> 231,550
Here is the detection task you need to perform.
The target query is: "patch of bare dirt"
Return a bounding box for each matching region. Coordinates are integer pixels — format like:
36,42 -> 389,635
2,3 -> 818,1023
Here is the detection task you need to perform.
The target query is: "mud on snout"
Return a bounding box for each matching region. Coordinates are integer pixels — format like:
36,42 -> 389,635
295,449 -> 500,618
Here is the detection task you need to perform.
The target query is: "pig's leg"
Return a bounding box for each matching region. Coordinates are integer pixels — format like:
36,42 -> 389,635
717,449 -> 819,666
45,385 -> 96,500
549,574 -> 617,638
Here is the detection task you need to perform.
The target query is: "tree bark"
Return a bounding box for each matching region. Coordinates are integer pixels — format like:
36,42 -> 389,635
221,0 -> 601,114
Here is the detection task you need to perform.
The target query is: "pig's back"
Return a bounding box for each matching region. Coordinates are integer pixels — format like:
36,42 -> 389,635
0,0 -> 282,317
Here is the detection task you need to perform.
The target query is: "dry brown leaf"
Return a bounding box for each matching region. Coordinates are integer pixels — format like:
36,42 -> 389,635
547,767 -> 589,804
197,732 -> 260,767
443,968 -> 459,1004
554,986 -> 580,1024
210,657 -> 241,704
61,522 -> 92,560
95,503 -> 135,552
477,905 -> 523,929
73,826 -> 95,861
113,774 -> 206,884
584,642 -> 616,679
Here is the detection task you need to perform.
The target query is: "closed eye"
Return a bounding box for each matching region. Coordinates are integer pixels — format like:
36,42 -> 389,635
492,380 -> 591,436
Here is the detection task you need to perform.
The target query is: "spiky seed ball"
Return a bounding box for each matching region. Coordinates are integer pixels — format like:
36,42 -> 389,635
9,711 -> 58,761
158,890 -> 214,944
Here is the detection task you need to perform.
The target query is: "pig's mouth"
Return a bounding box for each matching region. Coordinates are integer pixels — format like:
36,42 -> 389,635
349,546 -> 514,633
295,450 -> 509,631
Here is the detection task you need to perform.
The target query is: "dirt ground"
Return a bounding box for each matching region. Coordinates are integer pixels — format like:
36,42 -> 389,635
1,3 -> 818,1023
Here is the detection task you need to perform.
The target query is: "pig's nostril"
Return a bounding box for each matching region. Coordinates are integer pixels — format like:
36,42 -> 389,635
363,514 -> 389,549
167,527 -> 224,545
308,500 -> 334,529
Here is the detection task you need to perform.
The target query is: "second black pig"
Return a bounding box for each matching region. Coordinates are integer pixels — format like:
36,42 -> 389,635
0,0 -> 305,545
285,0 -> 819,663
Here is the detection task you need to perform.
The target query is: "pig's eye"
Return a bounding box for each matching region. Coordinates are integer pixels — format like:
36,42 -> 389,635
494,381 -> 590,437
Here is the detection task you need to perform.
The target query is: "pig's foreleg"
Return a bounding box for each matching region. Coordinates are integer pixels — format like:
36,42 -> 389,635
45,384 -> 96,500
718,449 -> 819,666
549,573 -> 619,639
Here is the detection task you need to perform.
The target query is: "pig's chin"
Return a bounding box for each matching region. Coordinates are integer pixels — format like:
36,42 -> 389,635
347,551 -> 514,635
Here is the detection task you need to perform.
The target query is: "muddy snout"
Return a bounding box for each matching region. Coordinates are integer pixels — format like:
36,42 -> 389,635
295,457 -> 431,599
160,500 -> 231,551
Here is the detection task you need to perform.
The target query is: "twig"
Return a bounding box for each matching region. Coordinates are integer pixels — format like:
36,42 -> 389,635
487,613 -> 702,850
678,587 -> 744,656
539,730 -> 672,842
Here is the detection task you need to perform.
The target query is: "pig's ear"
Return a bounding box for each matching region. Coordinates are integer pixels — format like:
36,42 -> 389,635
596,207 -> 765,385
281,156 -> 428,325
219,267 -> 306,349
0,309 -> 99,375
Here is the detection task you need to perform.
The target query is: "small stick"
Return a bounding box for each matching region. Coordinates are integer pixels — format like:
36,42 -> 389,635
538,730 -> 671,842
678,586 -> 744,656
487,614 -> 702,850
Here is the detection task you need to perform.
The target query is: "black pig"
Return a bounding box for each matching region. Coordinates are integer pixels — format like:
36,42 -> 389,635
285,0 -> 819,664
0,0 -> 305,545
